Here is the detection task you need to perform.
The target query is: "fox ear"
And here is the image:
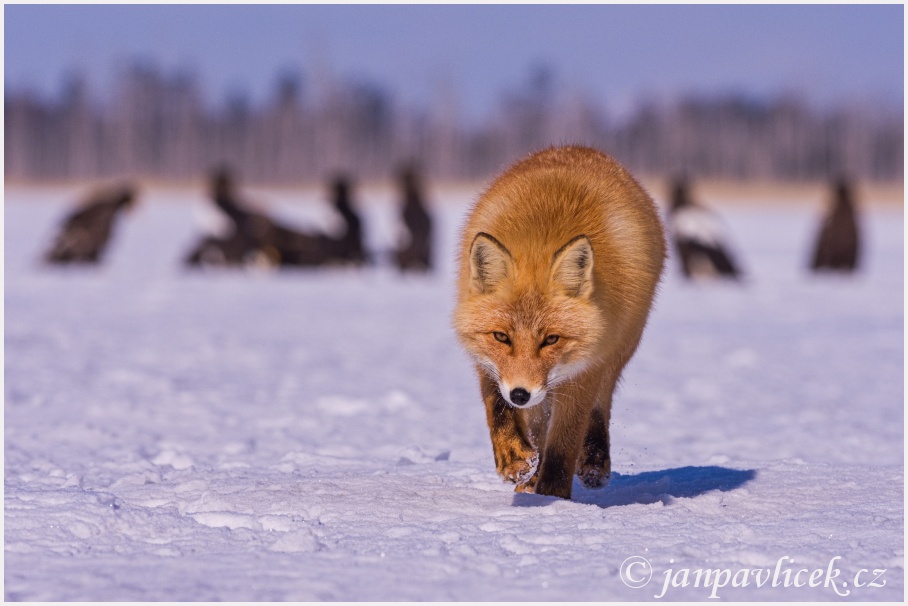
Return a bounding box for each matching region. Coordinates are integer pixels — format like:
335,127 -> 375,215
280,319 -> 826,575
469,233 -> 512,293
551,235 -> 594,298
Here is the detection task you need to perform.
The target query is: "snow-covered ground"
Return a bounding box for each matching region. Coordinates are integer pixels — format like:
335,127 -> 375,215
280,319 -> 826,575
4,184 -> 903,600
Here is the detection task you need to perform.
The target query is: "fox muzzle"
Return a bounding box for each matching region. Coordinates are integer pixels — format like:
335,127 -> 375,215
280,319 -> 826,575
499,382 -> 546,408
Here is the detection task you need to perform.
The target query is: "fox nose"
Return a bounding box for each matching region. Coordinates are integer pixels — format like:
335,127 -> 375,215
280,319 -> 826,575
510,388 -> 531,406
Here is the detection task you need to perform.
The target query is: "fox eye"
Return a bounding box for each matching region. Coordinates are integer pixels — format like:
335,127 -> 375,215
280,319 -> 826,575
541,334 -> 560,347
493,332 -> 511,345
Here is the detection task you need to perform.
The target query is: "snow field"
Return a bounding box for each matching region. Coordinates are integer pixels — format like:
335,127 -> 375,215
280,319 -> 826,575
4,185 -> 904,600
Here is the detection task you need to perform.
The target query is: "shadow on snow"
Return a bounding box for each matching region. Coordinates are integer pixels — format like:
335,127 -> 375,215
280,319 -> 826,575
512,466 -> 756,509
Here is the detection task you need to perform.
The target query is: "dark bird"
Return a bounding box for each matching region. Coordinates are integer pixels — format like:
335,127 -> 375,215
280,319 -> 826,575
185,168 -> 367,269
185,168 -> 278,267
44,184 -> 137,264
319,175 -> 368,266
394,165 -> 433,272
810,178 -> 860,272
667,178 -> 742,280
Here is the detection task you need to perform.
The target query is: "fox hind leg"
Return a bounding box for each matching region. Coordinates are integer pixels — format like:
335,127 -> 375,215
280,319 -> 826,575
578,401 -> 611,489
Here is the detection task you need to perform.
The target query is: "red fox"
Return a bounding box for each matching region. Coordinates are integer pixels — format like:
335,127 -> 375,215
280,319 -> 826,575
453,146 -> 666,499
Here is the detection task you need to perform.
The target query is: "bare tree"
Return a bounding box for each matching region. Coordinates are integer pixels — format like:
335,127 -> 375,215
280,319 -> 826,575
4,60 -> 903,185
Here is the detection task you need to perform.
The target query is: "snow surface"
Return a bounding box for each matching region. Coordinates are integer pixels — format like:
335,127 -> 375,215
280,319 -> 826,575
4,185 -> 904,600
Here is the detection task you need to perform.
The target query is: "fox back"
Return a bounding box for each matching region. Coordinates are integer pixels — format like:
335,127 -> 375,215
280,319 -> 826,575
453,146 -> 665,498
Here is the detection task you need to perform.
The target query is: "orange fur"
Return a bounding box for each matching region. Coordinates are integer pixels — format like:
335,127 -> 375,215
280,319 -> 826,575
453,146 -> 666,499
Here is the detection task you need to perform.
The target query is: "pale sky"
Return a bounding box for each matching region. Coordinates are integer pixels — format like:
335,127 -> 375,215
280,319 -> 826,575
4,3 -> 903,121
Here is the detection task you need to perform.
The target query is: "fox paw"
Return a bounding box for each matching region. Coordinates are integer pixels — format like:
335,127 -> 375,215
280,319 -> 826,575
578,459 -> 611,489
514,473 -> 538,493
496,448 -> 538,485
514,456 -> 539,493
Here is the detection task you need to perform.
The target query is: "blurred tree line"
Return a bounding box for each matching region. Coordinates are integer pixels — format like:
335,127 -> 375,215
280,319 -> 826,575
5,62 -> 902,184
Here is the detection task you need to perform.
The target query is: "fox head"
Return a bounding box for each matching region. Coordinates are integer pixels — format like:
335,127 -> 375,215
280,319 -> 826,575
455,232 -> 605,408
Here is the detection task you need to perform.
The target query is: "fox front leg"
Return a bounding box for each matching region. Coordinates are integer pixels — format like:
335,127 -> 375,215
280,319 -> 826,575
479,370 -> 538,486
534,385 -> 595,499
